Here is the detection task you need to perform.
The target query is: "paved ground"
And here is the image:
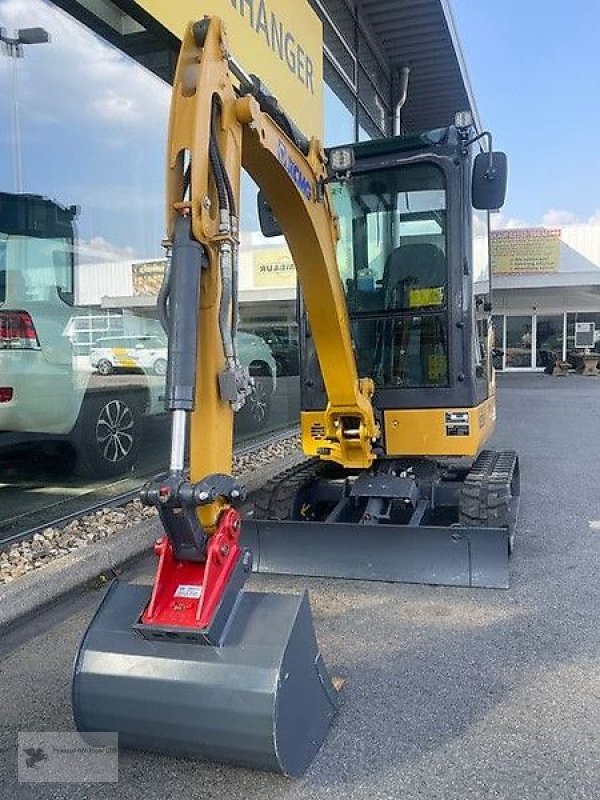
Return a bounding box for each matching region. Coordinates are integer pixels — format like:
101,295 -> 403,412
1,372 -> 599,799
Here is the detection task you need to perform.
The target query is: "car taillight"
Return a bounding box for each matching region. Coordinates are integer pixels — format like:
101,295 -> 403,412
0,311 -> 40,350
0,387 -> 14,402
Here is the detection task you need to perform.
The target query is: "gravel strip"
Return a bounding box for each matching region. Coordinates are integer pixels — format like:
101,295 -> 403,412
0,435 -> 300,587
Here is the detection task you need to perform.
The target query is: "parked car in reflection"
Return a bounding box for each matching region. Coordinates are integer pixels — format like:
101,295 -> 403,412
88,330 -> 277,431
0,205 -> 155,477
0,193 -> 277,479
262,332 -> 299,377
244,327 -> 299,376
90,335 -> 168,376
233,331 -> 277,431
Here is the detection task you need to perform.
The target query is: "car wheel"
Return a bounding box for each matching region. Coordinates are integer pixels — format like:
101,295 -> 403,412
237,372 -> 273,431
153,357 -> 167,377
73,393 -> 144,478
97,358 -> 114,376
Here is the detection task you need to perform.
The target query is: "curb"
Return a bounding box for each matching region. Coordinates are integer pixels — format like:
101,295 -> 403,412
0,451 -> 306,634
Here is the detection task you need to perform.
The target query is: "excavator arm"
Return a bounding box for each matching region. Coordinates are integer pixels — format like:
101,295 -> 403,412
166,19 -> 377,534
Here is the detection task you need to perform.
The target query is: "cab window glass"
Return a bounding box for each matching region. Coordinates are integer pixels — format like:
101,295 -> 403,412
330,163 -> 447,315
352,314 -> 449,387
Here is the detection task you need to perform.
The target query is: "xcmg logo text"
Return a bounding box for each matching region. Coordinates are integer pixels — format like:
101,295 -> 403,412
276,141 -> 313,201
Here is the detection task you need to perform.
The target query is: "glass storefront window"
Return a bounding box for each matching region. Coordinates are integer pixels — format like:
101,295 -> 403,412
567,312 -> 600,353
0,0 -> 307,535
324,81 -> 355,145
0,0 -> 397,535
535,315 -> 563,368
566,312 -> 600,372
492,314 -> 504,370
505,316 -> 533,368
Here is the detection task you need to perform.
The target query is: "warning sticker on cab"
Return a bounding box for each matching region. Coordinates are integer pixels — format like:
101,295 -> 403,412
409,286 -> 444,308
174,584 -> 203,599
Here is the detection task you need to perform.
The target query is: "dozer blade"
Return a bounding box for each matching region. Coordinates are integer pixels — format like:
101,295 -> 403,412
73,581 -> 340,776
242,520 -> 510,589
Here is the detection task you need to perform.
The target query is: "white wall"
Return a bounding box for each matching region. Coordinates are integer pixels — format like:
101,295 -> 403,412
559,225 -> 600,273
493,286 -> 600,314
75,260 -> 133,306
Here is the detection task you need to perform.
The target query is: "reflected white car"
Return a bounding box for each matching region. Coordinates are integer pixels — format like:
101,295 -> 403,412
1,190 -> 277,476
90,335 -> 168,376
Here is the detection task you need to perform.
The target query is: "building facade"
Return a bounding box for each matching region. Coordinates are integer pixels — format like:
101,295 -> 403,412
479,225 -> 600,370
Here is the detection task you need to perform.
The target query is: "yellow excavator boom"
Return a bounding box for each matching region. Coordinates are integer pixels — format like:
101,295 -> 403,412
166,18 -> 377,525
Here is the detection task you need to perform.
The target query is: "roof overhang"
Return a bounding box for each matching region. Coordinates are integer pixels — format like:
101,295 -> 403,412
357,0 -> 481,132
477,272 -> 600,293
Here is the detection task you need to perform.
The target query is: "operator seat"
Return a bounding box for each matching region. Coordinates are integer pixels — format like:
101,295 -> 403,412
383,242 -> 446,308
377,242 -> 447,385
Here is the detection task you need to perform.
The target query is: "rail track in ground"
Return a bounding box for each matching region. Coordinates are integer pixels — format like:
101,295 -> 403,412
0,427 -> 299,549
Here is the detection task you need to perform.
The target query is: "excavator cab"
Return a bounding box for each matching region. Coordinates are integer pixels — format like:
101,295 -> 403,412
303,128 -> 497,441
248,126 -> 520,589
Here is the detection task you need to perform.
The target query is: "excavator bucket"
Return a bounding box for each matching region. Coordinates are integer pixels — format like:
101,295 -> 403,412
73,580 -> 340,776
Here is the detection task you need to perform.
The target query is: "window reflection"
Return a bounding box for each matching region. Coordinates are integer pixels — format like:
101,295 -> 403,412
0,0 -> 312,534
352,314 -> 449,387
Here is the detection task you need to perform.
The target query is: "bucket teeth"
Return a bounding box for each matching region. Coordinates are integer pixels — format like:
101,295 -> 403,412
73,581 -> 339,776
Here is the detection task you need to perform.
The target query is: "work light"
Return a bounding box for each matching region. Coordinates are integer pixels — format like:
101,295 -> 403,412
454,110 -> 473,130
329,147 -> 355,173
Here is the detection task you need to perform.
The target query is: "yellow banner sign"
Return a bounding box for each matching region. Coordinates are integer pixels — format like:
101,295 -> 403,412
253,247 -> 296,287
491,228 -> 561,274
132,260 -> 166,295
134,0 -> 323,138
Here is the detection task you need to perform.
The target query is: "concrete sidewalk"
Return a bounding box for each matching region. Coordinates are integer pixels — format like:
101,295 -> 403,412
1,373 -> 599,800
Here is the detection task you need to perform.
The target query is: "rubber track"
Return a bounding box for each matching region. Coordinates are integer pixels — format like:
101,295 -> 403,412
458,449 -> 519,531
252,458 -> 324,520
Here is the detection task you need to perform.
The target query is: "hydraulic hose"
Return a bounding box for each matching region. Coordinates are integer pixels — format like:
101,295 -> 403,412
219,243 -> 236,369
209,98 -> 242,370
209,135 -> 229,215
231,220 -> 240,344
157,257 -> 172,336
210,108 -> 240,349
209,100 -> 229,218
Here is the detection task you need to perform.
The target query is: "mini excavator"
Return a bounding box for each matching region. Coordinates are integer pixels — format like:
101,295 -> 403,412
73,16 -> 519,777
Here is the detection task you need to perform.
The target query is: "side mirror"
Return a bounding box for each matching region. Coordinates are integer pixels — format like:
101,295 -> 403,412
472,151 -> 508,210
257,190 -> 282,237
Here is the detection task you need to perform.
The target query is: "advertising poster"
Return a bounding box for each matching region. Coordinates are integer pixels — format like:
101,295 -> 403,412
491,228 -> 561,274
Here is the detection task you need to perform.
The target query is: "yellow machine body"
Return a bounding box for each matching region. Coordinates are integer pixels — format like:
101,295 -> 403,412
302,395 -> 496,460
